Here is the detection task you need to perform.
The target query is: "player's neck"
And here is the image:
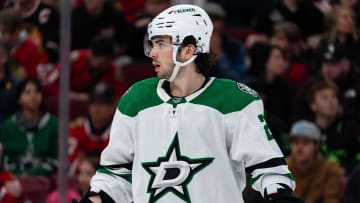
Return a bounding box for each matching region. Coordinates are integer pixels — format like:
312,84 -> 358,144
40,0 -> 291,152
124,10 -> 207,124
170,65 -> 206,97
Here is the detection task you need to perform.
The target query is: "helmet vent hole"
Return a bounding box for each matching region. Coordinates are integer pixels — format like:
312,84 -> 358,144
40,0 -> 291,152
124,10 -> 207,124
193,14 -> 201,17
203,20 -> 207,26
156,22 -> 164,25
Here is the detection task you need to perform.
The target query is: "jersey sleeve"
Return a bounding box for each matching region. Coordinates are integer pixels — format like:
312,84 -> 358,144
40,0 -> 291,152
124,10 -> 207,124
89,108 -> 134,202
229,99 -> 295,196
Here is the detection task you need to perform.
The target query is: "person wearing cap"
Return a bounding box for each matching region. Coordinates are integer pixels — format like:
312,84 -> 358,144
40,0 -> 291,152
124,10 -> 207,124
68,83 -> 117,176
307,79 -> 360,173
0,42 -> 19,126
287,120 -> 344,203
78,4 -> 302,203
293,42 -> 360,122
203,2 -> 247,81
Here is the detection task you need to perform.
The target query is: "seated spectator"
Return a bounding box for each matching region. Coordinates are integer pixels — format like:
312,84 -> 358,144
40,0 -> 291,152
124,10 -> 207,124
305,79 -> 360,172
203,2 -> 246,81
76,158 -> 98,197
129,0 -> 170,60
71,0 -> 132,55
0,8 -> 48,80
321,5 -> 360,67
294,42 -> 360,122
252,0 -> 324,41
0,43 -> 18,126
270,21 -> 310,87
43,36 -> 128,100
242,42 -> 295,144
287,120 -> 344,203
0,78 -> 58,177
68,83 -> 116,175
0,142 -> 25,203
13,0 -> 60,62
115,0 -> 147,23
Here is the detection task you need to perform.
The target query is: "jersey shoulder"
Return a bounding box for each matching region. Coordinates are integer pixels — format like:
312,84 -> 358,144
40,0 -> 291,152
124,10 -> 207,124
118,77 -> 163,117
191,78 -> 261,114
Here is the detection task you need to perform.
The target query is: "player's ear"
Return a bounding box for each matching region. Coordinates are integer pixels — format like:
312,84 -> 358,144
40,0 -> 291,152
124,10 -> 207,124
181,44 -> 196,60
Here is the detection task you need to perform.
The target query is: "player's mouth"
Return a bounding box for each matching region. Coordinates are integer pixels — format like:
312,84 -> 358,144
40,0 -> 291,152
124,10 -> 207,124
152,62 -> 160,71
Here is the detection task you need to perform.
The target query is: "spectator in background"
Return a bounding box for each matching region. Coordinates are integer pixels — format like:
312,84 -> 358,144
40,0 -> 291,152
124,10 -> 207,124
242,43 -> 295,146
43,36 -> 128,101
0,142 -> 26,203
334,0 -> 360,29
129,0 -> 171,60
13,0 -> 60,63
68,83 -> 116,176
305,79 -> 360,172
287,120 -> 344,203
252,0 -> 324,42
321,5 -> 360,67
203,2 -> 247,81
0,78 -> 58,177
0,8 -> 48,80
270,21 -> 310,87
46,157 -> 99,203
76,158 -> 98,197
294,42 -> 360,122
0,43 -> 18,126
115,0 -> 147,23
71,0 -> 132,56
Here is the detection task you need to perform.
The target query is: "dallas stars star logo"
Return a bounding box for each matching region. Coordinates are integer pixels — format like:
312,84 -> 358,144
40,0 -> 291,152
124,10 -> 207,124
142,133 -> 214,203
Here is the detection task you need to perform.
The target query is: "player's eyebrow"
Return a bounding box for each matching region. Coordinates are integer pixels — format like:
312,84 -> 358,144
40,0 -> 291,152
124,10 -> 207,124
153,39 -> 166,44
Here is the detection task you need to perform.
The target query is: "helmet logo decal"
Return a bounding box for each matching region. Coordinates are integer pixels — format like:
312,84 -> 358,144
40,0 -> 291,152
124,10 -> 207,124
168,8 -> 196,15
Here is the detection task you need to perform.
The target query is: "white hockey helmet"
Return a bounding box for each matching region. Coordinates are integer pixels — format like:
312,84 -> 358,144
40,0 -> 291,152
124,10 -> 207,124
144,4 -> 213,81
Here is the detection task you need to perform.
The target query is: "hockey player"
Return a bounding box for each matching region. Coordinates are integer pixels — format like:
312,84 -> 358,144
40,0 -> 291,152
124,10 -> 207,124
79,4 -> 303,203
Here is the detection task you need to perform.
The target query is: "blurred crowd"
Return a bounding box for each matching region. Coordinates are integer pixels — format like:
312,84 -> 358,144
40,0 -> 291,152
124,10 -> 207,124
0,0 -> 359,202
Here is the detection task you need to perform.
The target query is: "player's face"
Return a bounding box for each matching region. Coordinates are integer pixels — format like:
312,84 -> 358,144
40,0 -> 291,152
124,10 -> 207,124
291,136 -> 318,166
310,88 -> 339,119
149,36 -> 174,79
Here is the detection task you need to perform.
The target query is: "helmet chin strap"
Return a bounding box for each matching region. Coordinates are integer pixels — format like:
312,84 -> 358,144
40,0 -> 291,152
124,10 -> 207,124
167,45 -> 197,82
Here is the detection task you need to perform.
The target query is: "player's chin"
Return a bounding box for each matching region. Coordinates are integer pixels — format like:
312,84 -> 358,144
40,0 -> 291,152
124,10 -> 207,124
156,73 -> 166,79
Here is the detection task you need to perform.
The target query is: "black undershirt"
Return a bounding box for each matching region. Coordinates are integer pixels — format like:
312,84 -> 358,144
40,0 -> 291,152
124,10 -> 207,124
161,77 -> 209,97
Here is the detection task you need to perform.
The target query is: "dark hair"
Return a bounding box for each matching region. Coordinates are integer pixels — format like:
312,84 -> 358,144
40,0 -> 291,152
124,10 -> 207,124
181,36 -> 215,77
15,78 -> 45,110
89,36 -> 115,58
248,42 -> 286,76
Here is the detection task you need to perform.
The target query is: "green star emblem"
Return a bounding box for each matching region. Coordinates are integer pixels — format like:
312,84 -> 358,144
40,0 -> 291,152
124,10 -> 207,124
142,133 -> 214,203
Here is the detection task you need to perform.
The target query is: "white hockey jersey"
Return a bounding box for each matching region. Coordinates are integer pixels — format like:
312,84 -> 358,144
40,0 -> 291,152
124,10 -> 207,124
90,77 -> 295,203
